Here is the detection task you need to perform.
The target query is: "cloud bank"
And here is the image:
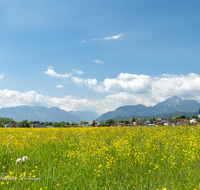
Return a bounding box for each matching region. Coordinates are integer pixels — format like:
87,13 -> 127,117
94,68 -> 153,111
1,73 -> 200,115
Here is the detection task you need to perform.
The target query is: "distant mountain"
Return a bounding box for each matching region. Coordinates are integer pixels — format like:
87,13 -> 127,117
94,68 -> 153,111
112,111 -> 199,121
68,111 -> 99,122
0,106 -> 82,123
97,96 -> 200,122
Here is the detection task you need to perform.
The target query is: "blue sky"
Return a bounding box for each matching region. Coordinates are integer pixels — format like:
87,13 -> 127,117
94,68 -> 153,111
0,0 -> 200,115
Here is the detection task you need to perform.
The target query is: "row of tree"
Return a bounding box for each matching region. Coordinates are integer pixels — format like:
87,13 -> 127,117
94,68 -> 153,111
0,117 -> 90,127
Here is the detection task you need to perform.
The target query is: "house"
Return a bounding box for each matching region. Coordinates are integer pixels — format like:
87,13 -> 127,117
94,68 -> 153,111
155,120 -> 168,126
144,121 -> 150,125
90,120 -> 98,126
30,124 -> 46,128
176,119 -> 188,125
189,119 -> 197,124
194,122 -> 200,126
163,122 -> 172,126
116,123 -> 127,127
81,123 -> 89,127
95,123 -> 101,127
5,124 -> 10,128
10,124 -> 17,128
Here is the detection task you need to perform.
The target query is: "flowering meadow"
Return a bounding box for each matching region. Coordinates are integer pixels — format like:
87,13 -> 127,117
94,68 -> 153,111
0,126 -> 200,189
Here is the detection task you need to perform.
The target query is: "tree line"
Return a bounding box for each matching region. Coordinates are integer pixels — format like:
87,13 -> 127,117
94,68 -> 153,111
0,117 -> 89,127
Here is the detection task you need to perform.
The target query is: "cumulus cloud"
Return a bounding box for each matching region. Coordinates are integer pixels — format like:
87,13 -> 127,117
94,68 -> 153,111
93,59 -> 104,64
1,73 -> 200,115
72,69 -> 84,75
44,66 -> 71,78
0,89 -> 118,115
0,75 -> 3,79
92,33 -> 124,41
70,72 -> 200,108
71,73 -> 152,94
71,77 -> 104,91
56,84 -> 63,88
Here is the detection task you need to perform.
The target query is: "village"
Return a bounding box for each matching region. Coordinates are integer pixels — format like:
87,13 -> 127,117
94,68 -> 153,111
2,109 -> 200,128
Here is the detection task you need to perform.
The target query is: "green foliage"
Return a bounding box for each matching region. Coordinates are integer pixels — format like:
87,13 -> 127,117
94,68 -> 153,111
104,119 -> 114,125
190,115 -> 198,119
44,121 -> 49,126
130,117 -> 137,123
116,119 -> 130,124
25,122 -> 30,128
174,115 -> 182,122
79,121 -> 89,125
60,123 -> 65,127
101,122 -> 106,127
0,117 -> 16,125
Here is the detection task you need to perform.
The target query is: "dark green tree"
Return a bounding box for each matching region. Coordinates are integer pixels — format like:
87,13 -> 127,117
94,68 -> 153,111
190,115 -> 198,119
80,121 -> 89,125
174,115 -> 182,122
130,117 -> 137,123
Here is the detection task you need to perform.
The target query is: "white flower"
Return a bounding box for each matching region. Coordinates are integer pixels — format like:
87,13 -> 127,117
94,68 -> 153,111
16,158 -> 22,163
22,156 -> 28,161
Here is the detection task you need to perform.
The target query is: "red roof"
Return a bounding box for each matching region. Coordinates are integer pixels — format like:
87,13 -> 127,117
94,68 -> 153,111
176,119 -> 188,122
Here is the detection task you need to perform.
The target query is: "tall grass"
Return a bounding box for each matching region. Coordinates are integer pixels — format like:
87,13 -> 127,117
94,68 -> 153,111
0,126 -> 200,189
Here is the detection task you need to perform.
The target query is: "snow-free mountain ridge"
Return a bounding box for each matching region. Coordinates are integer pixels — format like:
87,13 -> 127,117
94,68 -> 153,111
97,96 -> 200,122
0,106 -> 99,123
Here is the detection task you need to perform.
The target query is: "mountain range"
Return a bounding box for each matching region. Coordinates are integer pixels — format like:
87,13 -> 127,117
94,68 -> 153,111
97,96 -> 200,122
0,96 -> 199,123
0,106 -> 99,123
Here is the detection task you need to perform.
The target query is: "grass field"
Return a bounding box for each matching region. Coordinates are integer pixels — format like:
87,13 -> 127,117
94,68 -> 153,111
0,126 -> 200,190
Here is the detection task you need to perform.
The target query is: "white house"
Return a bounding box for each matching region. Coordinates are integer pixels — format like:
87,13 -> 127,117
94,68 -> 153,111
189,119 -> 197,124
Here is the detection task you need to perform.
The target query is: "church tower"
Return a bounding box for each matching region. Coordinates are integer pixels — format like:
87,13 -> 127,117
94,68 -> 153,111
198,109 -> 200,118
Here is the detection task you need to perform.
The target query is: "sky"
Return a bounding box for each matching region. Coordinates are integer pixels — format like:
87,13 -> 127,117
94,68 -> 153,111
0,0 -> 200,115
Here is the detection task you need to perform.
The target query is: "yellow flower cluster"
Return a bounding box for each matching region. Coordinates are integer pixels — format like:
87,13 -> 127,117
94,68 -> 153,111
0,126 -> 200,189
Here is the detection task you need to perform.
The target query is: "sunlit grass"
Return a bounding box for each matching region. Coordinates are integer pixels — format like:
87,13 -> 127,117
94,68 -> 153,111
0,126 -> 200,189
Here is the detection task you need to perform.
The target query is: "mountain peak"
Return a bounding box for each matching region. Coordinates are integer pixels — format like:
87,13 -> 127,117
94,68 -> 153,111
97,96 -> 200,121
165,96 -> 182,102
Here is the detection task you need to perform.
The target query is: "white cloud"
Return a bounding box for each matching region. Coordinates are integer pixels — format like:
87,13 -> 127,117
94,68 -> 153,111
72,69 -> 84,75
80,40 -> 86,43
0,75 -> 3,79
92,33 -> 124,41
1,73 -> 200,116
71,73 -> 152,94
71,77 -> 102,90
70,72 -> 200,109
103,33 -> 123,40
44,66 -> 71,78
56,84 -> 63,88
0,89 -> 118,115
162,73 -> 171,77
93,59 -> 104,64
